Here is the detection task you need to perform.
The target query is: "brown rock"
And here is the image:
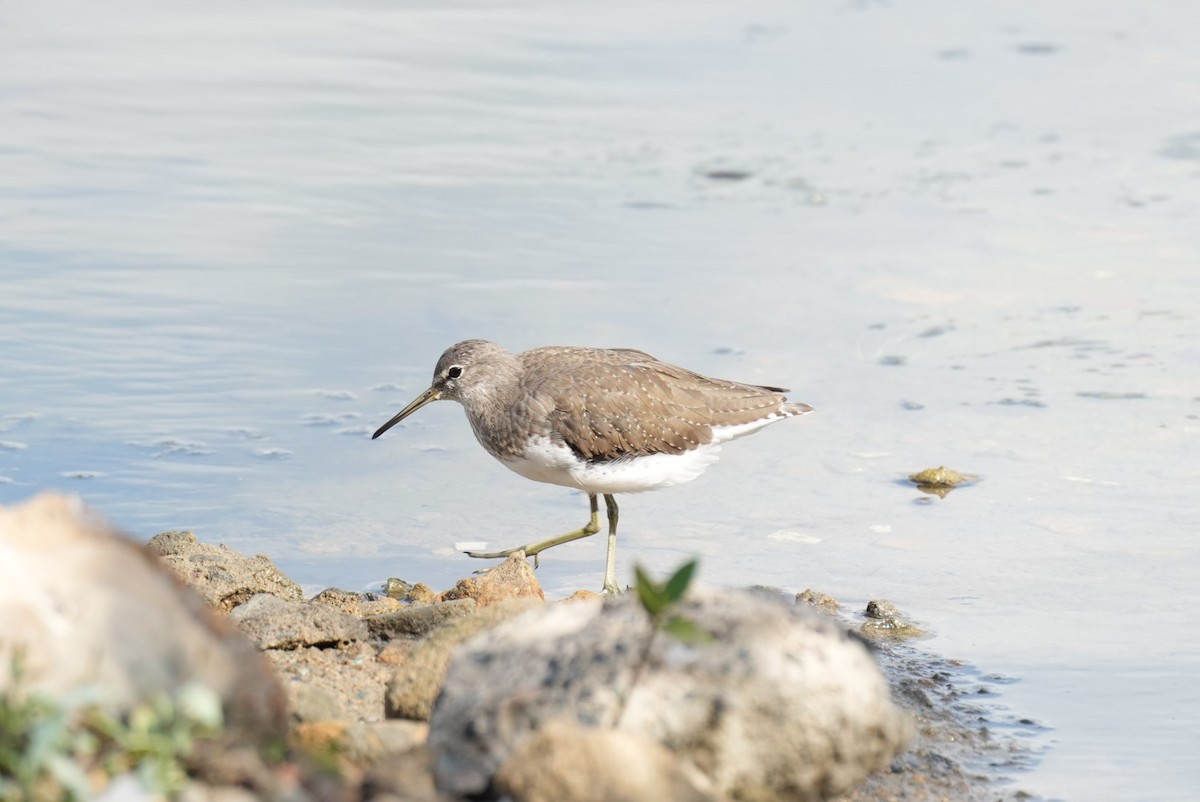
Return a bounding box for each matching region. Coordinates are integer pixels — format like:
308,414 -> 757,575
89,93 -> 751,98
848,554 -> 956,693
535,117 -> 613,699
407,583 -> 440,605
311,588 -> 402,618
290,720 -> 350,753
343,720 -> 429,764
796,588 -> 841,615
564,590 -> 603,603
368,598 -> 477,639
148,529 -> 303,612
266,639 -> 391,725
440,552 -> 544,607
289,719 -> 428,768
385,597 -> 542,720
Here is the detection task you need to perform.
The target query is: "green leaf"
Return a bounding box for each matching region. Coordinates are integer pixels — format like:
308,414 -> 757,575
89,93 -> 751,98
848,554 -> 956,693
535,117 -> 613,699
661,615 -> 714,645
634,564 -> 667,615
662,560 -> 697,603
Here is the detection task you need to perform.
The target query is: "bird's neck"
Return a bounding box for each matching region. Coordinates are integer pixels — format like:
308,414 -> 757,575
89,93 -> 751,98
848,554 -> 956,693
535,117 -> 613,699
461,376 -> 526,459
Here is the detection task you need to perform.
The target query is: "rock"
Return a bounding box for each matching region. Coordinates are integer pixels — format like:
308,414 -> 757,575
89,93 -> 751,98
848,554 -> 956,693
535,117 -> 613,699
407,583 -> 440,604
385,597 -> 543,720
860,600 -> 927,641
178,781 -> 263,802
429,587 -> 911,800
0,493 -> 285,737
231,594 -> 369,650
494,718 -> 720,802
564,589 -> 602,603
439,552 -> 544,607
368,598 -> 477,639
907,466 -> 974,488
148,529 -> 303,612
907,466 -> 979,498
747,584 -> 789,600
864,600 -> 901,619
311,587 -> 403,618
286,683 -> 345,723
266,639 -> 391,725
383,577 -> 412,599
364,745 -> 456,802
344,720 -> 429,763
796,589 -> 841,615
290,719 -> 350,754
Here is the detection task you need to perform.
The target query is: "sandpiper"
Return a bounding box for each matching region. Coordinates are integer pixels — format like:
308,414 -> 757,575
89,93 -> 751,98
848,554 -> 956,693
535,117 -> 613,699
372,340 -> 812,594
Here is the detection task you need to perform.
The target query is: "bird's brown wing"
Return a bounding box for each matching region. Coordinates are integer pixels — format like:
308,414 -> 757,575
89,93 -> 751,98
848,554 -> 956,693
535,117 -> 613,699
519,348 -> 793,461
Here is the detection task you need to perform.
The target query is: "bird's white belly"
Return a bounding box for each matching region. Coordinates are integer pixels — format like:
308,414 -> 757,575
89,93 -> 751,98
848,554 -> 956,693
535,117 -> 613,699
500,435 -> 723,495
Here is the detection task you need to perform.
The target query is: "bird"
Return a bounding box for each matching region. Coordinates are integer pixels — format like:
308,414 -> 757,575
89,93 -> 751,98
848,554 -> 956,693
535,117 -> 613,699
372,340 -> 812,594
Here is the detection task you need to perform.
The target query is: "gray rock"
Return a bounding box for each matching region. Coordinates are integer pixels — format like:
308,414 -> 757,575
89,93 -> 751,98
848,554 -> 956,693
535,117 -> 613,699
368,598 -> 477,639
232,594 -> 369,650
148,529 -> 303,612
0,493 -> 285,738
429,587 -> 911,801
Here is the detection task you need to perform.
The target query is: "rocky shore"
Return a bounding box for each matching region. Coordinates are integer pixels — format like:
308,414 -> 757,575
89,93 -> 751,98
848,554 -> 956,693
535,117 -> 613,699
1,493 -> 1042,801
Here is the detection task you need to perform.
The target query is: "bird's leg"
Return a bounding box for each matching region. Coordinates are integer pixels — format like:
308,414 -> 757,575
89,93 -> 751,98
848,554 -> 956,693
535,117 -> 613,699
465,493 -> 602,566
601,494 -> 620,595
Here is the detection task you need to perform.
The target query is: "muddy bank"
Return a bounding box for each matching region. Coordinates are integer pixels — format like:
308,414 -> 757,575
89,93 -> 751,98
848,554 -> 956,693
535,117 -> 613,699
148,529 -> 1044,801
2,494 -> 1045,801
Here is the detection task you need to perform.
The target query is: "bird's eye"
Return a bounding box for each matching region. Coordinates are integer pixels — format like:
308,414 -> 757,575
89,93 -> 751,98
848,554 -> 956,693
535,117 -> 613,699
447,365 -> 463,379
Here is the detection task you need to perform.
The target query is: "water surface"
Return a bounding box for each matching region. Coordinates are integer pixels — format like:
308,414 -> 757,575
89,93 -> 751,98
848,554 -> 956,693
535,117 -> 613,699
2,1 -> 1198,799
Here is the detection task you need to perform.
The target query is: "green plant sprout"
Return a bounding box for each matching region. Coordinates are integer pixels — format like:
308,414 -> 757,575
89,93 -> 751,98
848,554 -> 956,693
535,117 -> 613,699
614,560 -> 713,727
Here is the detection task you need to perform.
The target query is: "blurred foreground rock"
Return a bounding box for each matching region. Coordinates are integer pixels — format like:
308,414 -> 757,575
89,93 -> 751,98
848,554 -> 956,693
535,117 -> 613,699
0,492 -> 286,740
494,719 -> 720,802
430,588 -> 911,802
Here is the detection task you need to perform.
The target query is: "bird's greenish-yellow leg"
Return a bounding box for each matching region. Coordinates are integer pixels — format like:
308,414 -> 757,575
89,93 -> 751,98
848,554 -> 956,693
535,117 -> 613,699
465,493 -> 601,566
601,494 -> 620,595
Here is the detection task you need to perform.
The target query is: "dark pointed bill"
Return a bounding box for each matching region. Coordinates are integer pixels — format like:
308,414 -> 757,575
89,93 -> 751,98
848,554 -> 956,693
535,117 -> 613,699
372,387 -> 441,439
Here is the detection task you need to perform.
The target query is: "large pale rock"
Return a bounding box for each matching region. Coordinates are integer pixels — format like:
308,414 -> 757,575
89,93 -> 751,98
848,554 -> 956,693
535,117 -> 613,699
429,588 -> 911,801
494,718 -> 720,802
147,529 -> 303,612
0,493 -> 285,735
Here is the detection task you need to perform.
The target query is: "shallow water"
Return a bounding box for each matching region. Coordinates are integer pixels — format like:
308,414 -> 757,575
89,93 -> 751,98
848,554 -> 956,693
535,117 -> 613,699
2,1 -> 1198,799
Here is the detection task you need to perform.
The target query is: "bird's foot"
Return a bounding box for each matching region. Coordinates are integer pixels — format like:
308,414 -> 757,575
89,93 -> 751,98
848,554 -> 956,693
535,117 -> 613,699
464,547 -> 543,572
465,544 -> 532,561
